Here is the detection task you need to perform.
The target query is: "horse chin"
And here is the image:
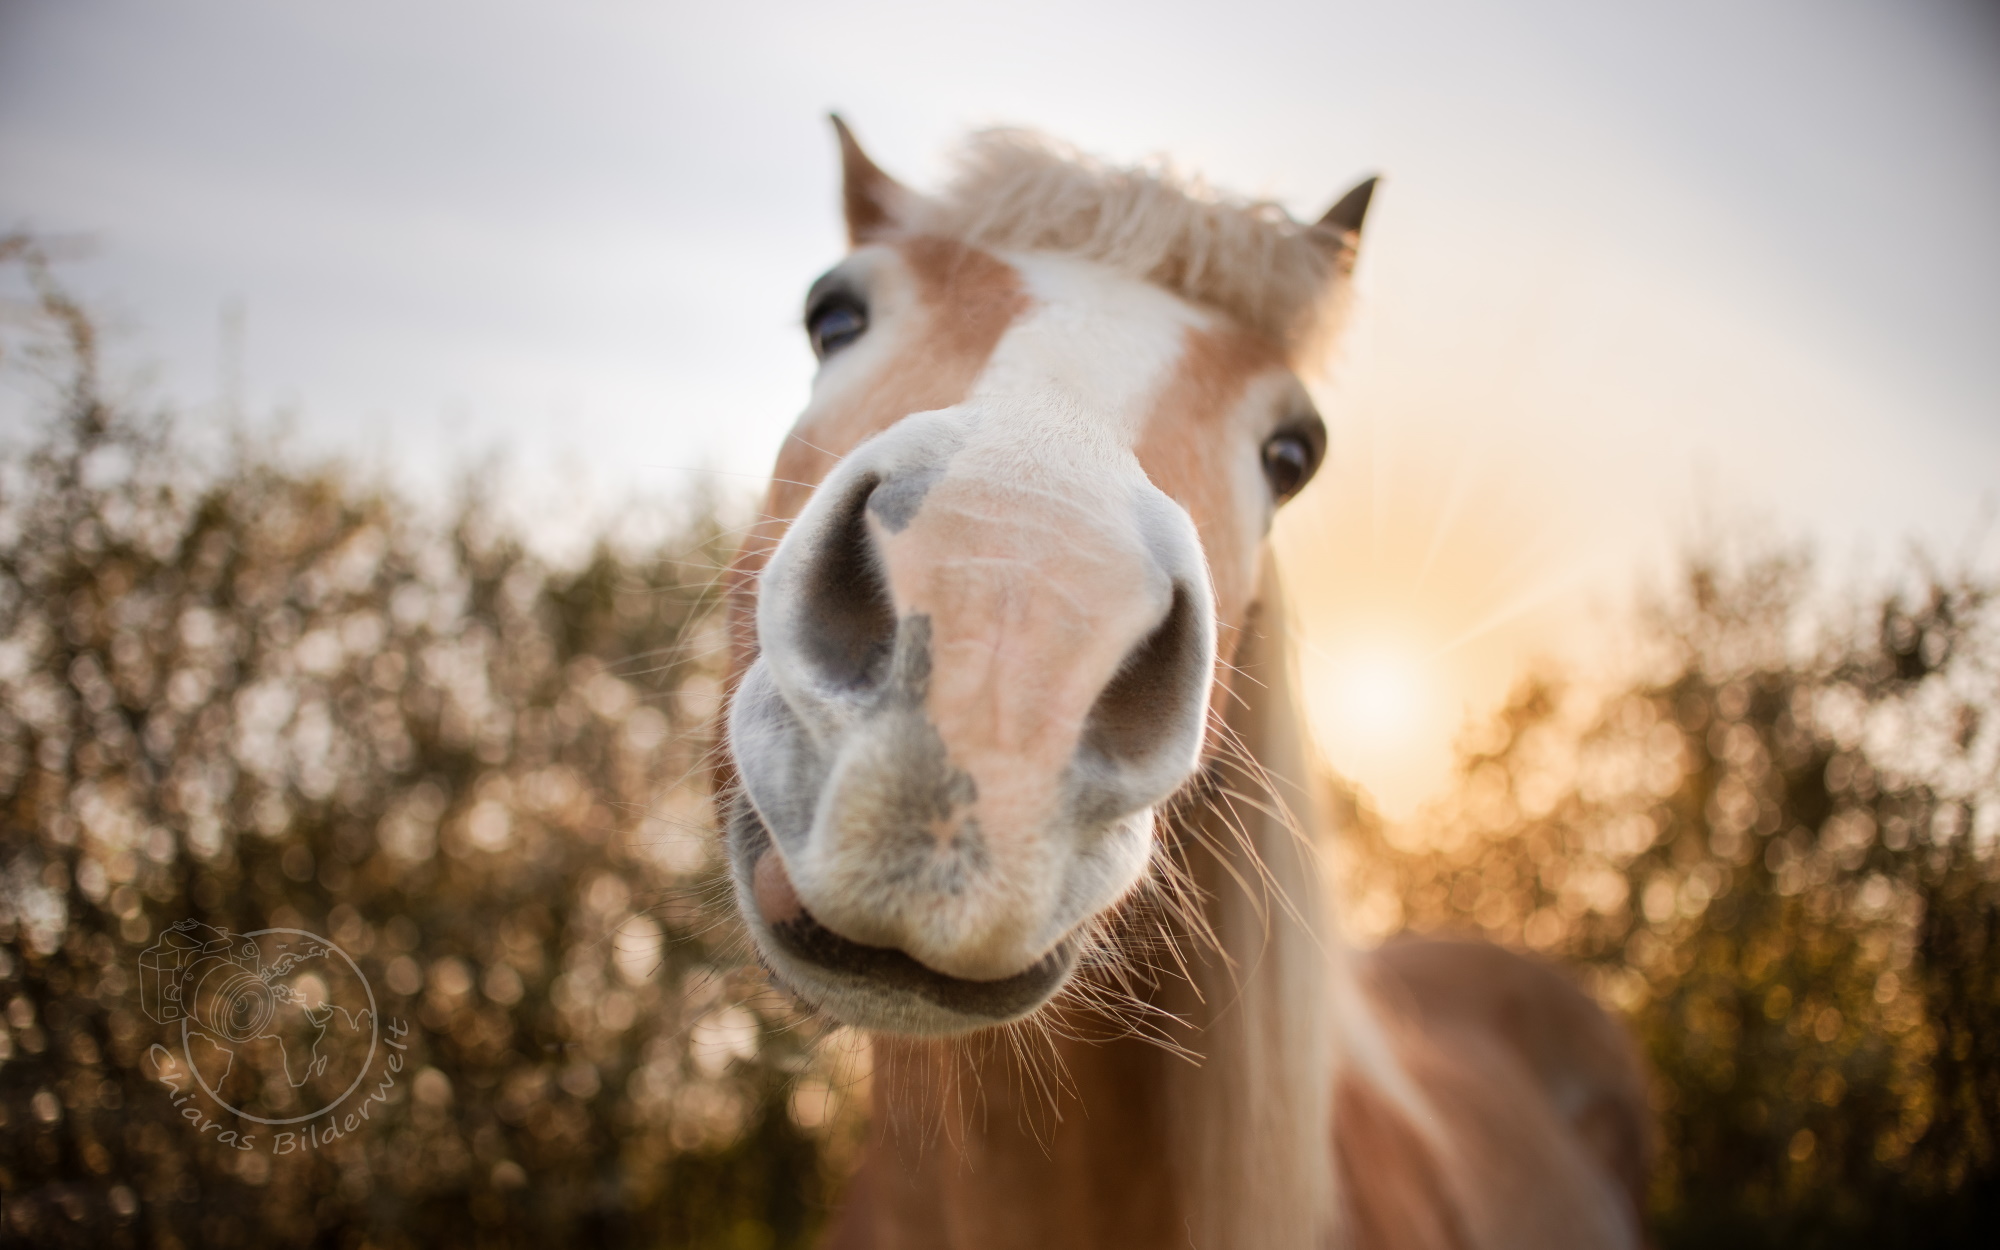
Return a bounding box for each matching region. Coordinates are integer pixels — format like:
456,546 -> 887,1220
726,795 -> 1081,1035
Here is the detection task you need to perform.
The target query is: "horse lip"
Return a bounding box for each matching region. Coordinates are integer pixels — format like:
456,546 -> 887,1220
764,903 -> 1078,1020
729,794 -> 1079,1026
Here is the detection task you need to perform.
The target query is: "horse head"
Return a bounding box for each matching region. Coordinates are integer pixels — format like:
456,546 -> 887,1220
723,119 -> 1373,1035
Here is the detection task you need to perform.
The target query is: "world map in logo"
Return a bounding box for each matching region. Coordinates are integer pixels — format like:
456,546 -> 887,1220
139,920 -> 379,1125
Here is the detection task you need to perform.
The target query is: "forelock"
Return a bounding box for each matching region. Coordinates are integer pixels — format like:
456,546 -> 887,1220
909,129 -> 1353,366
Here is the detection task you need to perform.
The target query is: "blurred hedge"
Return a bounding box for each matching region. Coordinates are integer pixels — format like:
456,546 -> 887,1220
0,238 -> 859,1249
1339,549 -> 2000,1246
3,237 -> 1997,1249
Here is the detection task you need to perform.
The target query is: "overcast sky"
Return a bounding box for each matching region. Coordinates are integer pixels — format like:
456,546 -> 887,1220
4,0 -> 1996,808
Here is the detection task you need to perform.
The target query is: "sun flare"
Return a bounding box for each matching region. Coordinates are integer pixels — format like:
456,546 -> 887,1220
1325,645 -> 1428,743
1298,630 -> 1460,819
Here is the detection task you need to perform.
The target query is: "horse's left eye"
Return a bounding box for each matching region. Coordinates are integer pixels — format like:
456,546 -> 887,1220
1260,418 -> 1325,502
807,297 -> 868,359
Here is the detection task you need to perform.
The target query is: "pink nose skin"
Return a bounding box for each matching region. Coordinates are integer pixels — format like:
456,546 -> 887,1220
753,849 -> 805,926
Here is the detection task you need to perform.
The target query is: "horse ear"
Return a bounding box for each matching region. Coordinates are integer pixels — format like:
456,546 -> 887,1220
831,115 -> 915,246
1309,175 -> 1379,276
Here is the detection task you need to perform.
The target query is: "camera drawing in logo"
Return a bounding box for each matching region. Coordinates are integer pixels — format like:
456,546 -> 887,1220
140,920 -> 378,1125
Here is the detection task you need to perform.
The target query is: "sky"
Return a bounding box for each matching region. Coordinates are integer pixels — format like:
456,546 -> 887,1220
3,0 -> 1997,814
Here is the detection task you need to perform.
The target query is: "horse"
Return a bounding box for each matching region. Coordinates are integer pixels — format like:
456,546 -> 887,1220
716,117 -> 1652,1250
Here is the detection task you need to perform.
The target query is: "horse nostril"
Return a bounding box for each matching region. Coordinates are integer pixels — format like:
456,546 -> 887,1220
1083,584 -> 1208,767
796,474 -> 898,690
752,847 -> 805,925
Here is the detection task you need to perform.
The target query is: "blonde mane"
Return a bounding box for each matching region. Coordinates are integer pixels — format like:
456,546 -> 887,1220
910,129 -> 1355,362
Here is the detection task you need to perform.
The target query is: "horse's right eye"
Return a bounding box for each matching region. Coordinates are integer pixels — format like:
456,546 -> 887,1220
807,297 -> 868,359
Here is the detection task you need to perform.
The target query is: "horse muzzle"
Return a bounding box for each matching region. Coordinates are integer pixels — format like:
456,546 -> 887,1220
723,408 -> 1217,1033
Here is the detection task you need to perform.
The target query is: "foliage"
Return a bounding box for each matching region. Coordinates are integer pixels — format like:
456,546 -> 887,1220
0,237 -> 857,1249
1339,546 -> 2000,1246
5,236 -> 1997,1249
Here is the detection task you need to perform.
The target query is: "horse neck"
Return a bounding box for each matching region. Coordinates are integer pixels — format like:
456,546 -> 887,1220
845,559 -> 1347,1250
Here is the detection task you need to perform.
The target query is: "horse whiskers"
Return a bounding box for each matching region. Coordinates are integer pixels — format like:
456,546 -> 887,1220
1043,984 -> 1196,1062
1001,1021 -> 1073,1148
1183,741 -> 1324,937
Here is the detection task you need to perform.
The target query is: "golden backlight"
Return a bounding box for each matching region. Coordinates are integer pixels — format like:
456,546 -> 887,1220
1276,336 -> 1649,818
1323,642 -> 1429,742
1301,630 -> 1448,817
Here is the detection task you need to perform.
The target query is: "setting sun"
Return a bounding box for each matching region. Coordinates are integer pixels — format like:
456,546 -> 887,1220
1322,643 -> 1428,743
1298,627 -> 1461,820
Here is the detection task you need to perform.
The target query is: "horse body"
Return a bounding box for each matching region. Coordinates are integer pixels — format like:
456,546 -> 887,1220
719,119 -> 1650,1248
